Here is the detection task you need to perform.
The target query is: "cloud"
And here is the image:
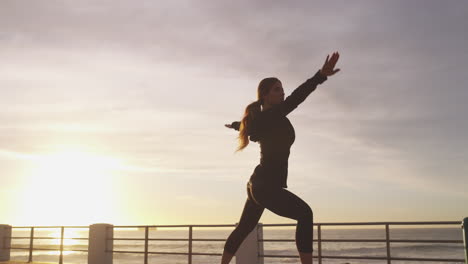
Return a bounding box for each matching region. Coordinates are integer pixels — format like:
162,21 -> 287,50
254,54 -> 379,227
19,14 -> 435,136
1,0 -> 467,222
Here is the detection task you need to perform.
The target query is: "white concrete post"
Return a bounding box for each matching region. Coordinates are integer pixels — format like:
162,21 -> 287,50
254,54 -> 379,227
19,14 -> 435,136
0,225 -> 12,261
236,223 -> 264,264
88,223 -> 113,264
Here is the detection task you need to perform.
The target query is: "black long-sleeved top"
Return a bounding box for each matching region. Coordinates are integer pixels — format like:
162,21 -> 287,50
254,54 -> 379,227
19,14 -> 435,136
231,70 -> 327,188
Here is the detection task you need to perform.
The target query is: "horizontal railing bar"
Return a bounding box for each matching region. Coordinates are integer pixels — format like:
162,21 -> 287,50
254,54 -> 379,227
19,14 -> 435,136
262,238 -> 392,243
111,250 -> 189,256
261,254 -> 387,260
11,237 -> 461,243
260,254 -> 465,262
191,252 -> 223,256
8,247 -> 31,250
8,246 -> 88,249
147,251 -> 191,255
261,239 -> 295,242
62,249 -> 89,252
390,257 -> 465,262
260,254 -> 299,258
110,250 -> 222,256
112,238 -> 146,241
31,249 -> 89,253
20,248 -> 61,251
8,236 -> 89,240
189,225 -> 236,228
110,250 -> 146,254
390,239 -> 463,243
261,223 -> 295,227
322,255 -> 391,260
112,238 -> 187,241
113,226 -> 188,228
9,246 -> 88,251
18,236 -> 64,240
319,255 -> 387,260
12,226 -> 89,229
113,224 -> 236,228
261,221 -> 460,227
14,248 -> 90,252
11,222 -> 459,229
321,255 -> 465,262
260,238 -> 463,243
111,237 -> 227,242
110,249 -> 466,262
110,237 -> 461,244
262,238 -> 464,243
192,238 -> 226,242
325,221 -> 460,226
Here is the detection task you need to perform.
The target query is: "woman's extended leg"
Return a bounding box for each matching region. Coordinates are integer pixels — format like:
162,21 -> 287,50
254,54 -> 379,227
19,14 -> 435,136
251,185 -> 314,263
221,194 -> 264,264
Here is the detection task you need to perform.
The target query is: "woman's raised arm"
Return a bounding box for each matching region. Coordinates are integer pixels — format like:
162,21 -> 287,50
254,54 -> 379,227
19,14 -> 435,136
279,52 -> 340,116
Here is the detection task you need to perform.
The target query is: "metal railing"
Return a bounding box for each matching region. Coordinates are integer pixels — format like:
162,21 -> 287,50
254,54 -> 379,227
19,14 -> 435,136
3,221 -> 465,264
109,224 -> 234,264
107,221 -> 465,264
260,221 -> 464,263
7,226 -> 89,264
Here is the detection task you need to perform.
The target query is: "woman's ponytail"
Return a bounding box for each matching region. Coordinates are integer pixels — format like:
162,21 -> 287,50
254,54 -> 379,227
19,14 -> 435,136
235,77 -> 279,152
236,100 -> 262,152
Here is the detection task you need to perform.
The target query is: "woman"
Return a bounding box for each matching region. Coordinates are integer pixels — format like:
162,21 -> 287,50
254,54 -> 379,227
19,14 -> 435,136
221,52 -> 340,264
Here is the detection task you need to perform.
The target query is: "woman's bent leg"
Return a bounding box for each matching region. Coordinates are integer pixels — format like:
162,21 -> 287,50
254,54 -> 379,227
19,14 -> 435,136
251,186 -> 314,255
222,197 -> 264,264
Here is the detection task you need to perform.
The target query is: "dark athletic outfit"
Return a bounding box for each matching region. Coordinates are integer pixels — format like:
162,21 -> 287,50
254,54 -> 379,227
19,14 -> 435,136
224,70 -> 327,254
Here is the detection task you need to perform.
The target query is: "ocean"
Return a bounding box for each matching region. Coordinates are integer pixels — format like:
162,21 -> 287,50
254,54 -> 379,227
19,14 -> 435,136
8,226 -> 465,264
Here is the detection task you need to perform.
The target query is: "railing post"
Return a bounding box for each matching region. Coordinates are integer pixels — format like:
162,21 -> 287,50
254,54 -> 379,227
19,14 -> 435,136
59,227 -> 64,264
0,225 -> 12,261
385,224 -> 391,264
463,217 -> 468,264
236,222 -> 263,264
318,224 -> 322,264
28,227 -> 34,262
144,226 -> 149,264
188,226 -> 193,264
88,223 -> 113,264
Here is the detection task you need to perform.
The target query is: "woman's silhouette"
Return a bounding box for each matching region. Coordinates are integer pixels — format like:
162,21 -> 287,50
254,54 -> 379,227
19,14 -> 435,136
221,52 -> 340,264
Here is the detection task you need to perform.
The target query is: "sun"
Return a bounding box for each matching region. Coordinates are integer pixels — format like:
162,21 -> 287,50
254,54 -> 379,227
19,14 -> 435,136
16,147 -> 125,226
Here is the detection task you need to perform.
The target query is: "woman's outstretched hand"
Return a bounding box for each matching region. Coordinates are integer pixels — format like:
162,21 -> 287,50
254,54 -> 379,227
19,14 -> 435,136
225,121 -> 241,131
320,51 -> 340,77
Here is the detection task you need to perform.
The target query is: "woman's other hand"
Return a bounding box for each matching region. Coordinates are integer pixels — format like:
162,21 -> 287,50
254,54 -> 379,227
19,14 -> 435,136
320,51 -> 340,77
225,121 -> 241,131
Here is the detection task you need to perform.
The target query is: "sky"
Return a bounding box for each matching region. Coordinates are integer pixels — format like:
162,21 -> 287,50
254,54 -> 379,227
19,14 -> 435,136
1,0 -> 467,227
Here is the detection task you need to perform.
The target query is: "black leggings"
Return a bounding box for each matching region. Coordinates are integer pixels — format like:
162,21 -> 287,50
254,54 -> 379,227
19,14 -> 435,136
224,181 -> 313,254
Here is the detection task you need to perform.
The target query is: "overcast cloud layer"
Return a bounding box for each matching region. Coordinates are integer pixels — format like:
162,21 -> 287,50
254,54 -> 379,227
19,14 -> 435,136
1,0 -> 467,225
